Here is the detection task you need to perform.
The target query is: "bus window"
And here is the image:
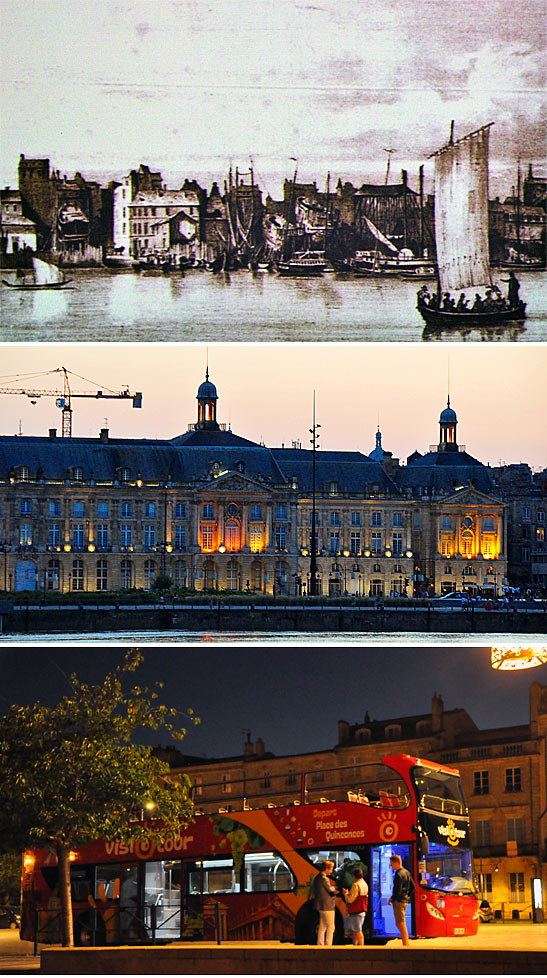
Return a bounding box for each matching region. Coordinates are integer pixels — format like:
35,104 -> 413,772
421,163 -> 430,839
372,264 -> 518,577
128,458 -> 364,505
420,844 -> 475,895
244,852 -> 295,892
187,859 -> 239,894
411,767 -> 466,815
94,864 -> 121,901
70,866 -> 93,903
304,849 -> 365,875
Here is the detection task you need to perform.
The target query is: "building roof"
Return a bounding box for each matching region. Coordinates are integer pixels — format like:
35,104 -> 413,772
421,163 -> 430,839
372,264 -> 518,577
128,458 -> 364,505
396,448 -> 494,494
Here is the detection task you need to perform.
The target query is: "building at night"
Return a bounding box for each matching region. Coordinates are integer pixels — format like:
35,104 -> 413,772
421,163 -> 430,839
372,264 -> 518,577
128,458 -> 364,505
170,681 -> 547,921
0,370 -> 508,596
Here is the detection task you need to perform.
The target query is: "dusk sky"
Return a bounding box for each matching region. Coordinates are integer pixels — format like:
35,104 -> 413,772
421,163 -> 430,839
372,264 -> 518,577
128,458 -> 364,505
1,343 -> 546,468
2,645 -> 546,758
1,0 -> 545,197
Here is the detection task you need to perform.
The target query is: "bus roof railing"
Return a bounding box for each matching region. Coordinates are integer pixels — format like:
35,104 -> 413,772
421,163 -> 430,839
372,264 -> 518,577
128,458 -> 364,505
186,760 -> 413,814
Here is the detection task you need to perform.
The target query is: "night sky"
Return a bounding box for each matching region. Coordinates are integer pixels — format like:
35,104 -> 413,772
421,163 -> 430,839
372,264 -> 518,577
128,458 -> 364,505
2,645 -> 546,760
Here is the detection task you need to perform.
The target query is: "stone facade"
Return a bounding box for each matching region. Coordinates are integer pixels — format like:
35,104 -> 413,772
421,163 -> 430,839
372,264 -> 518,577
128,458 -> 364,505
0,372 -> 508,596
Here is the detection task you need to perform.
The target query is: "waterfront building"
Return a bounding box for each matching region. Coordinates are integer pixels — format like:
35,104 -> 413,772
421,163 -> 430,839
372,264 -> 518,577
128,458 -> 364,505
0,189 -> 37,255
112,164 -> 163,257
0,371 -> 507,596
17,155 -> 112,262
493,465 -> 547,592
170,681 -> 547,921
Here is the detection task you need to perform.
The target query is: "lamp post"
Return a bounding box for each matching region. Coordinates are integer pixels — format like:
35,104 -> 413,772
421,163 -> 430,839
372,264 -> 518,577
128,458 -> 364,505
309,392 -> 321,596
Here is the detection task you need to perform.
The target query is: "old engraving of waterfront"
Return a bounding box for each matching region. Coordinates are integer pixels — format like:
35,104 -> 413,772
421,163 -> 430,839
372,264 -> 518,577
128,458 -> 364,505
1,269 -> 545,342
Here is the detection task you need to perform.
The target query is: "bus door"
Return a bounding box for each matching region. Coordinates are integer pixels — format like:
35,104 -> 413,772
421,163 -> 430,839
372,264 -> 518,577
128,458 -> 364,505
118,864 -> 140,941
142,860 -> 182,941
371,844 -> 413,938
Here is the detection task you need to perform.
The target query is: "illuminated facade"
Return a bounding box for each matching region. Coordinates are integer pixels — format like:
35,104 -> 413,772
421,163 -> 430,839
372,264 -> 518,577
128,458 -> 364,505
172,682 -> 547,921
0,373 -> 507,595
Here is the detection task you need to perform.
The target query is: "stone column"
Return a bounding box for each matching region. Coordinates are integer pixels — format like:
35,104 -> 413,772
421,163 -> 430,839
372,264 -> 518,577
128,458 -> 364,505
218,502 -> 224,549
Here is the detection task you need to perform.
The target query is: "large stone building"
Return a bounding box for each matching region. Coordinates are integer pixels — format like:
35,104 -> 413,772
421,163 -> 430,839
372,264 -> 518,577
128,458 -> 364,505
17,155 -> 113,261
0,371 -> 507,596
170,681 -> 547,920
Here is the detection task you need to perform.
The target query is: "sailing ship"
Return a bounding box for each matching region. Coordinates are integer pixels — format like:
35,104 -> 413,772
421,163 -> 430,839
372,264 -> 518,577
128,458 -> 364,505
276,166 -> 330,276
417,123 -> 527,327
2,257 -> 71,290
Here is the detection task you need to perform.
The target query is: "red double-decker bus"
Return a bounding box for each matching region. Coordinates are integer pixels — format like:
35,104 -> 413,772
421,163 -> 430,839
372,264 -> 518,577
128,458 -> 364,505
21,754 -> 479,945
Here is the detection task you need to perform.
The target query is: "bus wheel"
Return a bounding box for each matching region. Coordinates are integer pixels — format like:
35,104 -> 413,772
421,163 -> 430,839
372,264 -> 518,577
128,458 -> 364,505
333,906 -> 345,945
294,900 -> 318,944
74,912 -> 106,947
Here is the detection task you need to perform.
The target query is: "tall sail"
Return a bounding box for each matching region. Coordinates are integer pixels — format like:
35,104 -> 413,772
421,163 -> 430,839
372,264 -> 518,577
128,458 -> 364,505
363,216 -> 399,253
434,124 -> 492,293
32,258 -> 64,285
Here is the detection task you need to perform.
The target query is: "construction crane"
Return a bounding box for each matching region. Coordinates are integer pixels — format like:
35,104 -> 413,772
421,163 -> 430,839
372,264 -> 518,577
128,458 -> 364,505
0,367 -> 142,437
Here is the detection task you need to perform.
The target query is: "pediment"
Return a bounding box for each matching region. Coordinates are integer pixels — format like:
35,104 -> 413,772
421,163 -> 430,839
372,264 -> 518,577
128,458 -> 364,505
441,486 -> 502,507
200,471 -> 271,493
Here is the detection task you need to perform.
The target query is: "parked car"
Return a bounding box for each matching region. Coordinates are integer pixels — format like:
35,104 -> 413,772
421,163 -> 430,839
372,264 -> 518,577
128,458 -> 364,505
431,592 -> 474,607
0,906 -> 21,929
478,899 -> 494,923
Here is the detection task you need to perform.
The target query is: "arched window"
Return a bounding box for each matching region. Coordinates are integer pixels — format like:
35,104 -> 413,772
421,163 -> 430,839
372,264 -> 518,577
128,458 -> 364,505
121,559 -> 133,589
72,559 -> 84,591
226,559 -> 239,590
275,560 -> 288,592
251,560 -> 262,590
174,560 -> 186,587
96,559 -> 108,591
47,559 -> 60,591
225,519 -> 240,551
144,559 -> 155,590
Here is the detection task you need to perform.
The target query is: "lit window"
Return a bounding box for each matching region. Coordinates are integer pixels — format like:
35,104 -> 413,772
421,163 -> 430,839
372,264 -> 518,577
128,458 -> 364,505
249,526 -> 263,553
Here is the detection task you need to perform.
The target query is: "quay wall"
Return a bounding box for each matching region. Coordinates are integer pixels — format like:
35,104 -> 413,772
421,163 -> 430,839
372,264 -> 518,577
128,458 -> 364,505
2,606 -> 546,635
40,944 -> 547,976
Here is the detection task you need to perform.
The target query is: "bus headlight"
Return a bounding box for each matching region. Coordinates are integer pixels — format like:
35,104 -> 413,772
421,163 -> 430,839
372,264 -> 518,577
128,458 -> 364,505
426,902 -> 445,920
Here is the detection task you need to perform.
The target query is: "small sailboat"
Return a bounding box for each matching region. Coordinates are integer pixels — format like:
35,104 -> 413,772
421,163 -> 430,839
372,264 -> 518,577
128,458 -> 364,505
417,123 -> 526,327
2,257 -> 71,290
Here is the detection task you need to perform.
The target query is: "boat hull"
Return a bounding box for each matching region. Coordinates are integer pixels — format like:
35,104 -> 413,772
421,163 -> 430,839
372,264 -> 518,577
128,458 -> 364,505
417,300 -> 527,327
2,279 -> 71,290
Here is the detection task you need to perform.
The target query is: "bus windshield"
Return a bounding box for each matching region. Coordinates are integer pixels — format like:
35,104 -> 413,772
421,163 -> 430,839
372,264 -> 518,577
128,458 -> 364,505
420,844 -> 475,895
411,765 -> 466,815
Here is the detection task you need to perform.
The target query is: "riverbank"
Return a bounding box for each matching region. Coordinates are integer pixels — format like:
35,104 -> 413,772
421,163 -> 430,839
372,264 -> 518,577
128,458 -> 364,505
1,604 -> 545,636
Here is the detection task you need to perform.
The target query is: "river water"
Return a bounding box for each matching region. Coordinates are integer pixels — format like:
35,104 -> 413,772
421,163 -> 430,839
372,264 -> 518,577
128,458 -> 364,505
1,267 -> 545,343
2,630 -> 545,645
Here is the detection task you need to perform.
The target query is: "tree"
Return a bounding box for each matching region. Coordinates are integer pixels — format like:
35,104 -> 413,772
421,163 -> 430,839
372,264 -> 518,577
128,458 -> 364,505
0,649 -> 199,947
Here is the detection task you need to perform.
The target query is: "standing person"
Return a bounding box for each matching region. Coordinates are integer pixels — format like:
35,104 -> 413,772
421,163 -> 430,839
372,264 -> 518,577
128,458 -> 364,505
312,859 -> 336,946
387,854 -> 415,947
343,867 -> 368,946
505,270 -> 521,308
